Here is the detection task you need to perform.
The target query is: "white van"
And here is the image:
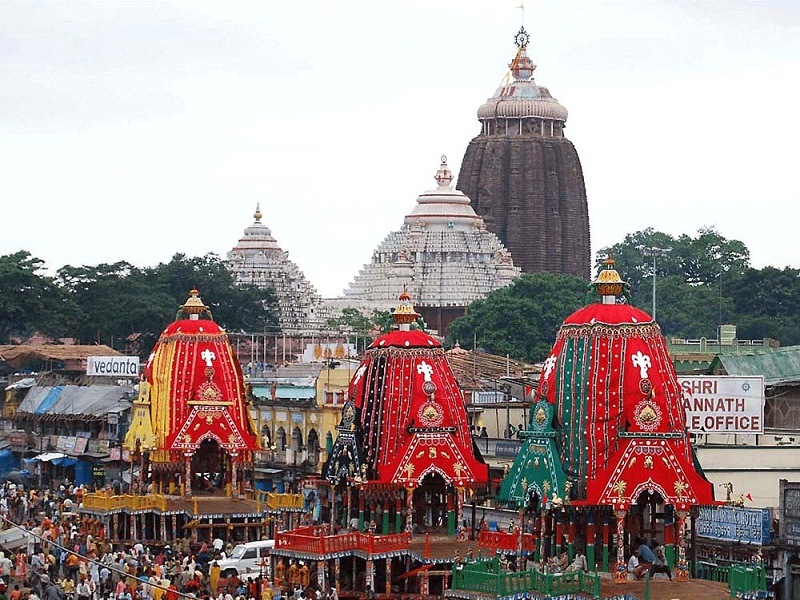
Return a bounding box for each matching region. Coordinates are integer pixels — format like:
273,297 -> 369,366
216,540 -> 275,578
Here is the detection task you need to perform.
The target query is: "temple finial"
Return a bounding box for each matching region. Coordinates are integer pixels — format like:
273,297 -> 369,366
434,155 -> 453,188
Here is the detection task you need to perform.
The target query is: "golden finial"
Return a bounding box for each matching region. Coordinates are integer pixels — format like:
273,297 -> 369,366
182,289 -> 207,315
393,287 -> 421,326
595,258 -> 625,298
254,203 -> 263,222
177,289 -> 213,321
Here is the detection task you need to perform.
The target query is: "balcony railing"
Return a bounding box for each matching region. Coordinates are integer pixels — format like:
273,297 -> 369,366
450,557 -> 601,599
251,491 -> 304,511
476,529 -> 536,553
81,492 -> 168,512
274,526 -> 411,556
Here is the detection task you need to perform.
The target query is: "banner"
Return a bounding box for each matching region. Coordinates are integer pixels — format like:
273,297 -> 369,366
679,376 -> 764,433
87,356 -> 140,377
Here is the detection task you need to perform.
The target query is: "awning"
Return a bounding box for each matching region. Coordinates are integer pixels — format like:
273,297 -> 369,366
32,452 -> 67,462
395,565 -> 432,580
254,468 -> 284,475
52,457 -> 78,467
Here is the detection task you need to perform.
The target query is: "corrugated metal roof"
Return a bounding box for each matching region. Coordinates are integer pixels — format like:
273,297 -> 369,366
714,345 -> 800,386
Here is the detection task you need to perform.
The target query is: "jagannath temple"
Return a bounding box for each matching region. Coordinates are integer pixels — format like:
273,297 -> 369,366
457,26 -> 591,279
227,205 -> 327,333
499,259 -> 717,581
336,157 -> 519,334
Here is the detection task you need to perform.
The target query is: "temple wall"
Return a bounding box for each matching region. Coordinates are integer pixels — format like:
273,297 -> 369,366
457,134 -> 590,279
696,445 -> 800,508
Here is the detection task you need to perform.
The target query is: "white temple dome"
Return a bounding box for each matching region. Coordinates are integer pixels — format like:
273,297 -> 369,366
339,157 -> 520,310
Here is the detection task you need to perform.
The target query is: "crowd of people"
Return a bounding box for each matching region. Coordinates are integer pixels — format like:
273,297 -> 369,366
0,482 -> 338,600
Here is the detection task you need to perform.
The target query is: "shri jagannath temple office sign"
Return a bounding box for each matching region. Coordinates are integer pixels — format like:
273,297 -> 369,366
679,376 -> 765,434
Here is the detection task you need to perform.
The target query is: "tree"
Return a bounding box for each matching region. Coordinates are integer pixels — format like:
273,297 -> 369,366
596,227 -> 751,330
651,275 -> 734,340
677,227 -> 750,286
56,261 -> 173,349
595,228 -> 681,297
325,307 -> 392,352
445,273 -> 588,363
0,251 -> 79,343
726,267 -> 800,345
55,253 -> 279,356
145,253 -> 279,335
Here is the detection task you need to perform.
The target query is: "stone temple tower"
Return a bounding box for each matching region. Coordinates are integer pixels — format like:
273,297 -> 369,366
457,27 -> 590,279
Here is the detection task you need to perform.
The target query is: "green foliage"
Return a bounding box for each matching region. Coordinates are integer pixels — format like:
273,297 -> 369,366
445,273 -> 587,363
146,254 -> 279,334
0,251 -> 79,343
596,226 -> 750,298
726,267 -> 800,345
54,253 -> 279,355
56,261 -> 173,350
325,307 -> 390,351
651,275 -> 733,340
595,227 -> 756,340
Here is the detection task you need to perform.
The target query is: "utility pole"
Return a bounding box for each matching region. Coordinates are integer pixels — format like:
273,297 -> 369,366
643,247 -> 669,321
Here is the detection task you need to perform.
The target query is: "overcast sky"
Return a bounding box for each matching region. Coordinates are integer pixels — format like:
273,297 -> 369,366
2,0 -> 798,297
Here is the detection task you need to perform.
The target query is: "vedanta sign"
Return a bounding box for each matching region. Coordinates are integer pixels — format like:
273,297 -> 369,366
679,375 -> 764,434
86,355 -> 140,377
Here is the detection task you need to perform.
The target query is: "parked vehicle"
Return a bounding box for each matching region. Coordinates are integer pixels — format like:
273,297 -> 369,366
216,540 -> 274,578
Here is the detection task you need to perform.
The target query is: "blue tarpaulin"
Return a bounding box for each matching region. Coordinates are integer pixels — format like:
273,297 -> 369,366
74,460 -> 92,486
0,449 -> 19,475
51,457 -> 77,467
35,386 -> 64,414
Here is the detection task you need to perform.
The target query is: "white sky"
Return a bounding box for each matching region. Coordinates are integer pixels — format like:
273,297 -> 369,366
1,1 -> 798,298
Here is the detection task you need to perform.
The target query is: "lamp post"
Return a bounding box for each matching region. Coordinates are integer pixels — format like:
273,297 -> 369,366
643,247 -> 669,321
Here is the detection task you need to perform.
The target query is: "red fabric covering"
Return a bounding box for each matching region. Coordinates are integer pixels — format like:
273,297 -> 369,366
146,318 -> 259,454
563,303 -> 653,326
369,329 -> 442,349
352,329 -> 487,487
587,438 -> 716,510
536,301 -> 715,506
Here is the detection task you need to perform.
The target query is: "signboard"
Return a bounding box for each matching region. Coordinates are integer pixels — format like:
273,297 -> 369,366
73,437 -> 88,454
679,376 -> 764,433
86,356 -> 140,377
696,506 -> 771,545
781,481 -> 800,546
495,440 -> 522,457
8,431 -> 28,447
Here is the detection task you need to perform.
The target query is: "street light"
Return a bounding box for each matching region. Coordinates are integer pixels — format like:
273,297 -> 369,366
642,247 -> 669,321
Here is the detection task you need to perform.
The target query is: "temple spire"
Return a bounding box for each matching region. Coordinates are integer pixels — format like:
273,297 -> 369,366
434,155 -> 453,189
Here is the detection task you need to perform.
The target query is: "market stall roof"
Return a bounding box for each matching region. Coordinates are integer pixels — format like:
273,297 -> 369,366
0,344 -> 120,367
32,452 -> 66,462
446,348 -> 540,391
17,385 -> 133,418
